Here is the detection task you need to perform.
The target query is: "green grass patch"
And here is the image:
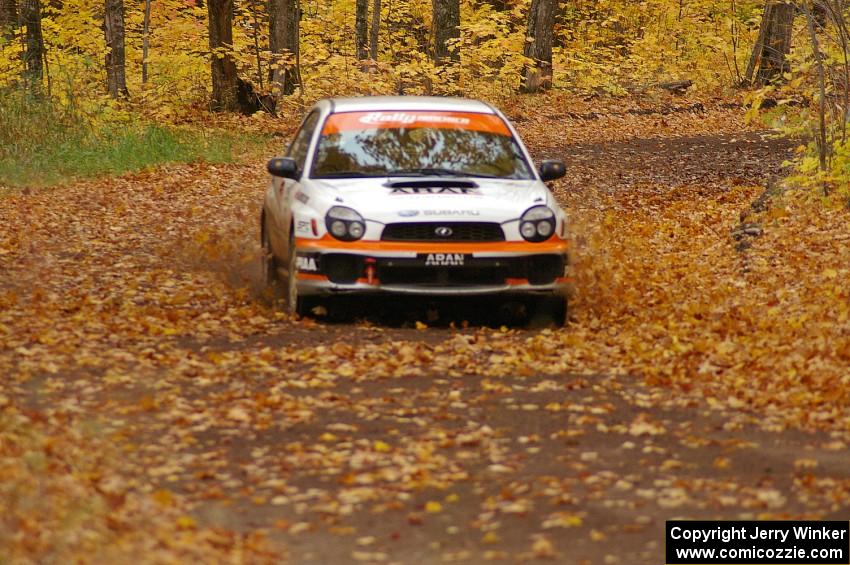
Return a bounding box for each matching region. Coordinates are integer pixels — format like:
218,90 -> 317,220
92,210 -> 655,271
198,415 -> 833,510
0,89 -> 269,187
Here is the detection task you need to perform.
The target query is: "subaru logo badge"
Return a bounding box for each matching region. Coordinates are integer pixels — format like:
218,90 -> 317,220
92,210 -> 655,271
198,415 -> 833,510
398,210 -> 419,217
435,226 -> 453,237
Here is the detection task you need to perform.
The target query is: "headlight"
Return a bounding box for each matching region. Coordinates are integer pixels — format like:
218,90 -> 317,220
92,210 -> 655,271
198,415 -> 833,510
519,206 -> 556,242
325,206 -> 366,241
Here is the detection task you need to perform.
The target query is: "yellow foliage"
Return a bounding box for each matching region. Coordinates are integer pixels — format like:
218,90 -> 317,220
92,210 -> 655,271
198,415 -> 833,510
557,0 -> 762,92
0,0 -> 764,118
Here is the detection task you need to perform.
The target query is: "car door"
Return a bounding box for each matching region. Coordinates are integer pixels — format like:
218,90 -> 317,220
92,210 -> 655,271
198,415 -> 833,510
268,110 -> 320,259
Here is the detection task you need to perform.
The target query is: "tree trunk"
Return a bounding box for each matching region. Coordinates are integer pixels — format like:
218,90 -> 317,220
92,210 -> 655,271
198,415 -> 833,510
249,0 -> 264,90
432,0 -> 459,65
20,0 -> 44,88
355,0 -> 368,61
142,0 -> 150,84
208,0 -> 239,110
522,0 -> 555,92
269,0 -> 299,96
745,1 -> 795,85
0,0 -> 16,36
803,4 -> 828,189
369,0 -> 380,60
104,0 -> 128,98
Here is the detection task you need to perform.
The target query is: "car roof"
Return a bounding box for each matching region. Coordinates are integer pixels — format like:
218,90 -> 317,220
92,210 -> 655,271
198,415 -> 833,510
326,96 -> 496,115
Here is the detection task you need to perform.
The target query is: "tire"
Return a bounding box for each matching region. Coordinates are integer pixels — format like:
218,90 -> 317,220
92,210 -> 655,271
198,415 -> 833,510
553,294 -> 569,327
283,231 -> 314,317
529,294 -> 569,328
261,215 -> 284,303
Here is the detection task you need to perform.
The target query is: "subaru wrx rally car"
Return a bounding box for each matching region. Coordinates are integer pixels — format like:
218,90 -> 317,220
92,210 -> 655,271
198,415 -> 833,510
261,96 -> 572,323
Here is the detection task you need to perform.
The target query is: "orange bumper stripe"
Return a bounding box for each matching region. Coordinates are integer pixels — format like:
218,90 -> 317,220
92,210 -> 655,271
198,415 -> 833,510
295,236 -> 569,254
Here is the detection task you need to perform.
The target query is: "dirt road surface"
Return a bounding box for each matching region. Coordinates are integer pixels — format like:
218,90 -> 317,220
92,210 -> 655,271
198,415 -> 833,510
6,102 -> 848,564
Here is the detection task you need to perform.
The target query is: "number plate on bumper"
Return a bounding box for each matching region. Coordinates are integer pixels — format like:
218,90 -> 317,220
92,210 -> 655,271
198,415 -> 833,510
419,253 -> 471,267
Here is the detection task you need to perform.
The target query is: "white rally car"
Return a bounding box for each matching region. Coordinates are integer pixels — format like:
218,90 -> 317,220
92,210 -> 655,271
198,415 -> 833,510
261,96 -> 572,323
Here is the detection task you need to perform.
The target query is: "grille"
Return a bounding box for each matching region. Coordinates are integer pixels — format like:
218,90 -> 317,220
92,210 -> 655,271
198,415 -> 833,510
323,254 -> 364,284
381,222 -> 505,242
524,255 -> 564,285
378,266 -> 508,286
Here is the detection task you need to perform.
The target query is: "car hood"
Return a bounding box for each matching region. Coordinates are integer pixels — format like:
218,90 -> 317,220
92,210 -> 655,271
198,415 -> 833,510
310,178 -> 549,223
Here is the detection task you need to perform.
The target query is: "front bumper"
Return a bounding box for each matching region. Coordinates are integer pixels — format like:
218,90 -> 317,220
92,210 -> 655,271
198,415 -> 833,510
293,237 -> 573,297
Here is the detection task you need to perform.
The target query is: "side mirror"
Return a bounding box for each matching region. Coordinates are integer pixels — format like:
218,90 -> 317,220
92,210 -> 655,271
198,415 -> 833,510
267,157 -> 299,179
539,160 -> 566,182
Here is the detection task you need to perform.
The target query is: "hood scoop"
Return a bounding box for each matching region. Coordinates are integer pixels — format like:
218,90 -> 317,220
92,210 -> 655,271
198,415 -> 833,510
385,179 -> 479,189
385,179 -> 480,194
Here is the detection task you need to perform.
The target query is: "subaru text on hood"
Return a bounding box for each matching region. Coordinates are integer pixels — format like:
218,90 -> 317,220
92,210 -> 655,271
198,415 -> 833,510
260,96 -> 572,324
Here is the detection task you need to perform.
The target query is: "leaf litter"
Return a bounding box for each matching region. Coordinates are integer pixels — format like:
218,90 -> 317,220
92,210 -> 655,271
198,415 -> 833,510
2,95 -> 850,562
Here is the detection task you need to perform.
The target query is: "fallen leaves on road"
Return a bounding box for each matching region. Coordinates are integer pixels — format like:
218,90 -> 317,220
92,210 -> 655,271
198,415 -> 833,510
0,409 -> 281,562
2,97 -> 849,562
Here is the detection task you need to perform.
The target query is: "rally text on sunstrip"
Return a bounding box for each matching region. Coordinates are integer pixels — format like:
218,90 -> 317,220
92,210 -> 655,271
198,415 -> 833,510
666,521 -> 850,564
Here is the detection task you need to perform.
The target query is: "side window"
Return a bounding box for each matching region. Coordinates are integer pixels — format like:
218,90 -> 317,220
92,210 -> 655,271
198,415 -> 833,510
287,112 -> 320,172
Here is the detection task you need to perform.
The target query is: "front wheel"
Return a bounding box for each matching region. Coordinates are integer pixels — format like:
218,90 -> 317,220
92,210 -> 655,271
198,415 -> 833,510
283,233 -> 315,317
529,294 -> 569,328
262,215 -> 284,302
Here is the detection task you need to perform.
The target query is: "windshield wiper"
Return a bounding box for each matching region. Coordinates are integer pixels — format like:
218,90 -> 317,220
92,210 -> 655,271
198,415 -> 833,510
386,168 -> 499,178
457,172 -> 501,179
319,168 -> 505,179
313,171 -> 381,179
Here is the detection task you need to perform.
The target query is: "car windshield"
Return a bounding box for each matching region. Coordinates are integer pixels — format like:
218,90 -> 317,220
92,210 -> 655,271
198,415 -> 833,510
310,111 -> 533,180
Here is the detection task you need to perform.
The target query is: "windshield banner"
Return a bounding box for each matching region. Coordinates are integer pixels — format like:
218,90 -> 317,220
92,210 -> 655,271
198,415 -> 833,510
322,111 -> 511,136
